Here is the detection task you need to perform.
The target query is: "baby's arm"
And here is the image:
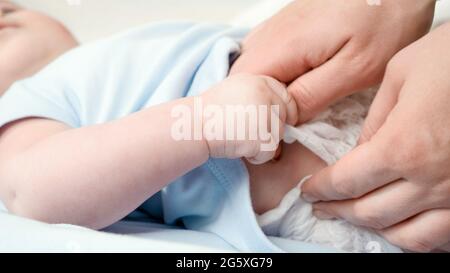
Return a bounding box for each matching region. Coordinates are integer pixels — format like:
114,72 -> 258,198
0,96 -> 209,229
0,74 -> 297,229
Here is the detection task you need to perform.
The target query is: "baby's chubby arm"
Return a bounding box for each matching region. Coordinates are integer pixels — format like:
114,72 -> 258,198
0,74 -> 297,229
0,99 -> 209,229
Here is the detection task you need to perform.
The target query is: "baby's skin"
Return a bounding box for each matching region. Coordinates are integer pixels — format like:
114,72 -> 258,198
0,1 -> 77,94
246,142 -> 326,215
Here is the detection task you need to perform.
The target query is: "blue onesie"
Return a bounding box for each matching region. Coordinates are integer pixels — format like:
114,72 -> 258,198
0,22 -> 334,252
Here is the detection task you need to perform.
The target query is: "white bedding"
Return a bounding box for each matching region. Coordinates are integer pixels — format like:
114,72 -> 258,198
2,0 -> 450,253
0,203 -> 336,252
0,208 -> 234,252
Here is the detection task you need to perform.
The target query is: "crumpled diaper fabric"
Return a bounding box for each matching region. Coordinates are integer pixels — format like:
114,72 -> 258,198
258,89 -> 403,253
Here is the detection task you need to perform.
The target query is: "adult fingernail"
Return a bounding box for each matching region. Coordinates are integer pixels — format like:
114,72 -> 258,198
302,193 -> 318,203
313,209 -> 334,220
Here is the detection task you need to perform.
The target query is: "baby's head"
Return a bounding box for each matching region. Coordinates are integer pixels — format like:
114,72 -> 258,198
0,1 -> 77,95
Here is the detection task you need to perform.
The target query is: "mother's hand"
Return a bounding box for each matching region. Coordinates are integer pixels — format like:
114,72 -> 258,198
230,0 -> 435,123
302,23 -> 450,252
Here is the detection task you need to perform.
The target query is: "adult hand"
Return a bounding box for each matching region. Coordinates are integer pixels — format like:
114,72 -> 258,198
302,23 -> 450,252
230,0 -> 436,123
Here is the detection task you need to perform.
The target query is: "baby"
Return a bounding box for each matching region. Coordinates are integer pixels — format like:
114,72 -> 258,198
0,2 -> 399,252
0,1 -> 77,93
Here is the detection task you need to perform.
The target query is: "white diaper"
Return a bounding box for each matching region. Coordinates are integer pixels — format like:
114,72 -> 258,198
257,89 -> 403,253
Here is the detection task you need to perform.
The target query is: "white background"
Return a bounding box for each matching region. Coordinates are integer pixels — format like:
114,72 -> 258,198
13,0 -> 260,42
13,1 -> 450,43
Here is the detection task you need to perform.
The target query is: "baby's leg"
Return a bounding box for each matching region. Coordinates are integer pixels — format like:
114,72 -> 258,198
246,142 -> 326,214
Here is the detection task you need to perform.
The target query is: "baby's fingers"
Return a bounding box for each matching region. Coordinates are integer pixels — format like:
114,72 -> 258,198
246,142 -> 279,165
264,76 -> 298,126
246,114 -> 283,165
245,77 -> 296,165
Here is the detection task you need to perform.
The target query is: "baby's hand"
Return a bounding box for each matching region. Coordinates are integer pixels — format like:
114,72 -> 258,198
200,74 -> 297,164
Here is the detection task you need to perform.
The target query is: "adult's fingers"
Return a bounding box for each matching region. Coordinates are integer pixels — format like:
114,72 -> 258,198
288,42 -> 374,123
230,25 -> 311,84
379,209 -> 450,252
358,66 -> 403,144
301,131 -> 400,202
231,2 -> 351,87
312,179 -> 441,229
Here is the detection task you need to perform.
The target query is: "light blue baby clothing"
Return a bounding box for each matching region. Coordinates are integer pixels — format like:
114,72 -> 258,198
0,22 -> 312,252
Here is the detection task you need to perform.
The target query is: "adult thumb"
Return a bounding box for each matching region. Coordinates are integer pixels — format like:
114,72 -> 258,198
287,56 -> 356,123
358,72 -> 402,144
288,50 -> 385,124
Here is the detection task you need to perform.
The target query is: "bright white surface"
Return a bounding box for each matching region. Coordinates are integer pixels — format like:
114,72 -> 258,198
12,0 -> 450,42
0,212 -> 236,252
234,0 -> 450,28
0,202 -> 336,252
434,0 -> 450,27
1,197 -> 234,252
13,0 -> 260,42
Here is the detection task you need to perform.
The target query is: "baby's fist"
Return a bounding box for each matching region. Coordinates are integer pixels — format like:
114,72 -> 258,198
200,74 -> 298,164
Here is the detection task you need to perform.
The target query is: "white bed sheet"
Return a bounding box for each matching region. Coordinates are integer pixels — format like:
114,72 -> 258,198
0,208 -> 234,252
0,203 -> 336,252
